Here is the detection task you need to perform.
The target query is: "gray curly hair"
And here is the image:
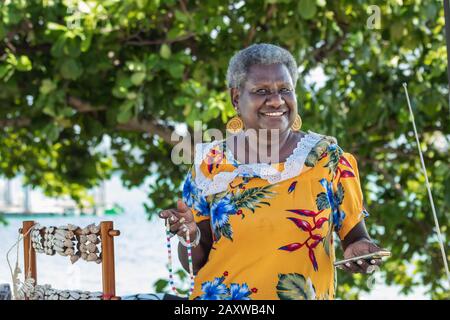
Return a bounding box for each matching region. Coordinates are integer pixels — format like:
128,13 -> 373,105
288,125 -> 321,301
226,43 -> 298,89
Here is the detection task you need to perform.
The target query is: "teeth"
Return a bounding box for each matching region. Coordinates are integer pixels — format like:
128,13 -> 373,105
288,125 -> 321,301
264,112 -> 284,116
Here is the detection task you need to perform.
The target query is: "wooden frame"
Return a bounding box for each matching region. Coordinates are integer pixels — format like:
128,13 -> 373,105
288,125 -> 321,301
20,220 -> 121,300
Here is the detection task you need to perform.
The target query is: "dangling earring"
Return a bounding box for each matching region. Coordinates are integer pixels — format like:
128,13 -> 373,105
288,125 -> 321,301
226,115 -> 244,134
291,114 -> 302,131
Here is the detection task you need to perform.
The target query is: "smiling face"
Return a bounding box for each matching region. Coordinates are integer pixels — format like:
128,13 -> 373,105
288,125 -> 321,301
230,63 -> 297,133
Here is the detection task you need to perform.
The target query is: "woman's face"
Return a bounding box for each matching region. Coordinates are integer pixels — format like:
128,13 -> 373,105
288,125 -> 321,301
230,63 -> 297,133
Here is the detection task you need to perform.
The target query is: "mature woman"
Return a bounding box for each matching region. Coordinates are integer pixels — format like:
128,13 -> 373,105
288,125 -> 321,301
159,43 -> 384,300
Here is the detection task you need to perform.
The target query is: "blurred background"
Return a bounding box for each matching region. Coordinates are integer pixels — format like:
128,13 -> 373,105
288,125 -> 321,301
0,0 -> 448,299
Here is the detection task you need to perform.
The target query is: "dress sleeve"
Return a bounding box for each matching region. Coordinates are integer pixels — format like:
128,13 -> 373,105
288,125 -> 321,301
181,165 -> 211,224
332,152 -> 369,241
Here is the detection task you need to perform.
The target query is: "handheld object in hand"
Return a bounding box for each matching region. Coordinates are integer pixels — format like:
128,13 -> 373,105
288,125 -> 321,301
333,250 -> 391,267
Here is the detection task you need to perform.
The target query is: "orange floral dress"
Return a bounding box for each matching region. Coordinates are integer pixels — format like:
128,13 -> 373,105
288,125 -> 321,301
181,130 -> 369,300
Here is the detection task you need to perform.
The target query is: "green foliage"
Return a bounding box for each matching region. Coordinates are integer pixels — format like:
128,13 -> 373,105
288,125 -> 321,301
0,0 -> 448,299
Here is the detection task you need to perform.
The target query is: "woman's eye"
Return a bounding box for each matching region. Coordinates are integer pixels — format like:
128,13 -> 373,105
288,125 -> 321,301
280,88 -> 292,93
256,89 -> 268,95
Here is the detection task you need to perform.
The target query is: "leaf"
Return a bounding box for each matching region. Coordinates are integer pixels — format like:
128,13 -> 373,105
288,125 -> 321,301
131,72 -> 146,85
336,182 -> 344,205
323,222 -> 333,256
47,22 -> 67,31
233,185 -> 275,213
64,36 -> 81,58
60,59 -> 82,80
298,0 -> 317,20
276,273 -> 316,300
39,79 -> 57,95
153,279 -> 168,293
81,32 -> 92,52
117,101 -> 135,123
304,150 -> 319,167
16,55 -> 32,72
51,36 -> 66,58
316,192 -> 330,211
167,62 -> 185,78
220,223 -> 233,241
160,44 -> 172,59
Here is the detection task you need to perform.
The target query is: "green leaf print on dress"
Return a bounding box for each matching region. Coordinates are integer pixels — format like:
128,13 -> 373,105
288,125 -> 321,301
276,273 -> 316,300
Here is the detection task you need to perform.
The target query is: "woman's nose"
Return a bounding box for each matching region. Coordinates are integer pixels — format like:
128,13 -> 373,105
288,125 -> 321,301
266,92 -> 285,107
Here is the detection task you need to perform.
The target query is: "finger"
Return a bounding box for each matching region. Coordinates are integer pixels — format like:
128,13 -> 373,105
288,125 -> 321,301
159,209 -> 174,219
340,263 -> 354,273
160,208 -> 181,221
345,261 -> 365,274
368,242 -> 383,252
176,224 -> 190,237
355,259 -> 371,273
367,258 -> 382,267
170,220 -> 185,233
177,199 -> 190,214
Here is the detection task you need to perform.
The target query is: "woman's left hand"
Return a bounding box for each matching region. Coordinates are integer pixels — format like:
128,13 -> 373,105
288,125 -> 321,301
341,239 -> 384,274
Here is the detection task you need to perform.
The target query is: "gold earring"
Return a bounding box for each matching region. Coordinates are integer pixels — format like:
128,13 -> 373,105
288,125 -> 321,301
226,115 -> 244,134
291,114 -> 302,131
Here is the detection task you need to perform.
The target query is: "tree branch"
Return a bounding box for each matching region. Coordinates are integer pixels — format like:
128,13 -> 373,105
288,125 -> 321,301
67,96 -> 106,112
116,118 -> 186,147
67,96 -> 189,147
125,33 -> 195,46
0,118 -> 31,127
244,4 -> 277,47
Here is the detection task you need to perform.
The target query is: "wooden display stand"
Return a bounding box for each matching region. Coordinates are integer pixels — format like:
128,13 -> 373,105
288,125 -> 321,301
20,220 -> 121,300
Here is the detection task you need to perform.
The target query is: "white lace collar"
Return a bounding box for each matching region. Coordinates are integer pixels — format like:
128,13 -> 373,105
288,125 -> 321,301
194,130 -> 324,196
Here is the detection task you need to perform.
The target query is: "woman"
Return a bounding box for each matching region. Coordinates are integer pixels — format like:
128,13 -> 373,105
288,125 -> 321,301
159,43 -> 384,300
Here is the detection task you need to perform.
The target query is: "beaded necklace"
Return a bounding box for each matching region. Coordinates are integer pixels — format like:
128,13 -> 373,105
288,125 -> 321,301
165,220 -> 195,297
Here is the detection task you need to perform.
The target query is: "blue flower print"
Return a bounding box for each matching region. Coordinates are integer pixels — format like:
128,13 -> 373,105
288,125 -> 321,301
210,194 -> 236,230
199,277 -> 228,300
182,171 -> 197,207
225,283 -> 252,300
195,195 -> 210,216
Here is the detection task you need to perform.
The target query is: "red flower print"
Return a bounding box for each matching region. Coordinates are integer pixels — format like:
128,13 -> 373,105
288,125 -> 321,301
308,248 -> 318,271
339,170 -> 355,179
279,243 -> 304,252
288,181 -> 297,194
223,271 -> 229,277
286,209 -> 321,217
281,208 -> 329,271
309,238 -> 323,249
339,156 -> 353,169
315,217 -> 328,229
310,234 -> 323,241
287,217 -> 312,232
251,288 -> 258,293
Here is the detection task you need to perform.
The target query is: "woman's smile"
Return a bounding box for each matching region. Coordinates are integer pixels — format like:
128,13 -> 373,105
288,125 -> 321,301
260,110 -> 288,117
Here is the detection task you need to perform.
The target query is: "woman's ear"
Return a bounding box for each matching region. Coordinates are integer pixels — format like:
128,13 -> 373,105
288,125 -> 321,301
229,88 -> 240,110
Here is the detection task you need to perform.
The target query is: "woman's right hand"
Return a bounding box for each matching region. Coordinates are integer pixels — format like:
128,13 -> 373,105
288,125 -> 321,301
158,198 -> 198,240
